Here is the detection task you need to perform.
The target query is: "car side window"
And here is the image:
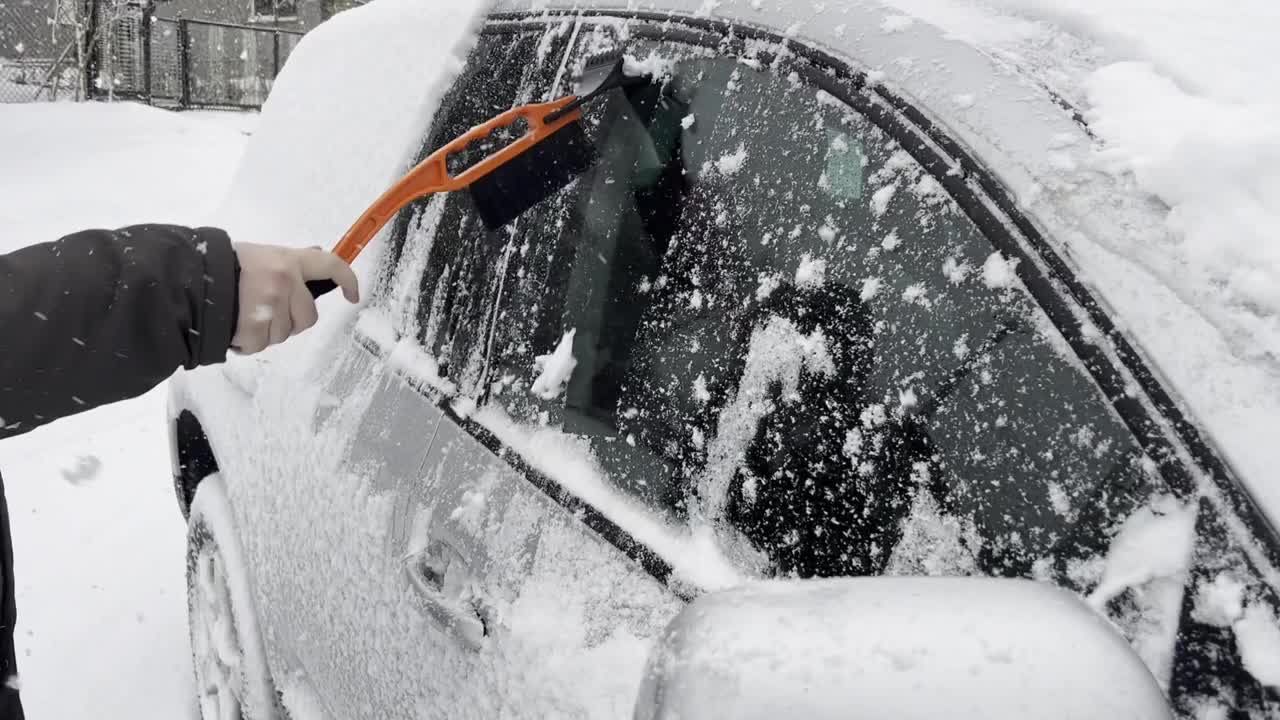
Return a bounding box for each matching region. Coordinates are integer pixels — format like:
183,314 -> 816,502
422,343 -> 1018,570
400,26 -> 575,396
410,33 -> 1166,586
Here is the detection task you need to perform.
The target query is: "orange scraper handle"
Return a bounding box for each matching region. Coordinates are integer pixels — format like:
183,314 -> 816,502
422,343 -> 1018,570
330,95 -> 583,265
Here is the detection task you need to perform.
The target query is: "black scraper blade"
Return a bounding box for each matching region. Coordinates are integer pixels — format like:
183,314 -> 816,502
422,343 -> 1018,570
470,119 -> 599,231
470,52 -> 649,231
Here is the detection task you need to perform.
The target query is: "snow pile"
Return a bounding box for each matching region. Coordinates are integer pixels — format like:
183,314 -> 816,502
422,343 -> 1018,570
1087,496 -> 1196,610
531,329 -> 578,400
1191,574 -> 1246,628
1234,602 -> 1280,688
794,254 -> 826,288
1083,62 -> 1280,361
981,251 -> 1018,290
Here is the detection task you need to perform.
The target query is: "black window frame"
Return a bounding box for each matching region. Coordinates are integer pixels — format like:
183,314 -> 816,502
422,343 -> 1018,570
376,9 -> 1280,686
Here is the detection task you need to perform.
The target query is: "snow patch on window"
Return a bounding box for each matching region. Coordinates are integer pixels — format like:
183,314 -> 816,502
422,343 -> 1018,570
699,316 -> 835,522
531,329 -> 578,400
472,405 -> 743,591
354,308 -> 398,350
1191,573 -> 1246,628
860,276 -> 882,301
715,144 -> 748,176
982,251 -> 1020,289
871,183 -> 897,216
886,491 -> 981,576
1087,496 -> 1197,610
943,256 -> 971,284
622,51 -> 676,83
387,338 -> 456,396
795,254 -> 827,289
1234,602 -> 1280,688
755,272 -> 782,301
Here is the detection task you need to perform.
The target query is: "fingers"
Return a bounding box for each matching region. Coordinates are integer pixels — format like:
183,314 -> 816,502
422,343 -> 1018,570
288,278 -> 319,336
233,302 -> 272,354
297,248 -> 360,303
231,243 -> 358,356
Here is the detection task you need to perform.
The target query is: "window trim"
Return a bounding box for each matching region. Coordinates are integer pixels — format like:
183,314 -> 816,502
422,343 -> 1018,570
389,12 -> 1280,590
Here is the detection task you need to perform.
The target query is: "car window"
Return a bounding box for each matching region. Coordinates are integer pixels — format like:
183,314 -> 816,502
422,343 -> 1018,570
386,26 -> 575,393
409,36 -> 1168,586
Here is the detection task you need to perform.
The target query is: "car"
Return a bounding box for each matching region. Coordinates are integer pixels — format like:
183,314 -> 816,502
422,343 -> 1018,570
167,0 -> 1280,717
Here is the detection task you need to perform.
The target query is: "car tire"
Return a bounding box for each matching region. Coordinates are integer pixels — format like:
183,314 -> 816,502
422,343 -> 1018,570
186,473 -> 281,720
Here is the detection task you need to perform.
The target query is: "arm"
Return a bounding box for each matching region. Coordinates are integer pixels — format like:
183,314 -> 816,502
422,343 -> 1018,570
0,225 -> 239,439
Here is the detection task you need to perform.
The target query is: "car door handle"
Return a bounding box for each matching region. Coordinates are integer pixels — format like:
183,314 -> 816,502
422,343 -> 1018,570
403,539 -> 488,649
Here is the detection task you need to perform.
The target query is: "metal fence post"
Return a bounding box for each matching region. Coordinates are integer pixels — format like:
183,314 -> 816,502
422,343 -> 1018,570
272,30 -> 280,78
177,18 -> 190,107
84,0 -> 101,98
141,3 -> 153,103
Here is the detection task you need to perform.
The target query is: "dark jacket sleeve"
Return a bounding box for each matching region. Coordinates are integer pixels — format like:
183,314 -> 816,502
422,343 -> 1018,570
0,224 -> 239,439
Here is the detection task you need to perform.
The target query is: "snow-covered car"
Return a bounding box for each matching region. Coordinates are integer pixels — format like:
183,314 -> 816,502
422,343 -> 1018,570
167,0 -> 1280,717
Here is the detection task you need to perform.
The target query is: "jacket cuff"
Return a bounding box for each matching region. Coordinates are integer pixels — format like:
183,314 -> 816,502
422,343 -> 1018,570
195,227 -> 238,367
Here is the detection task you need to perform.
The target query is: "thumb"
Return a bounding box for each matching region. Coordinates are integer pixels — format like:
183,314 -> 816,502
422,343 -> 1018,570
298,248 -> 360,303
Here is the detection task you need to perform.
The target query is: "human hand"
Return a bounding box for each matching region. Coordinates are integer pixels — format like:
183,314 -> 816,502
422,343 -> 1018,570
231,243 -> 359,354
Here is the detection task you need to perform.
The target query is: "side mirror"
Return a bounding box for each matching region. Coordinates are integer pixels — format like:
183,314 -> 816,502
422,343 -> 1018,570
634,577 -> 1170,720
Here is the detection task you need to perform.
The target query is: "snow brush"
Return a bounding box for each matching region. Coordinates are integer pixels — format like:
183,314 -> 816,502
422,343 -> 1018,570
306,52 -> 645,298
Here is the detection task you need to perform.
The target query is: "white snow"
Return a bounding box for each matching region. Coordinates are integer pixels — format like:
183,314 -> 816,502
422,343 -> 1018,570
0,102 -> 254,718
388,336 -> 458,396
943,256 -> 971,284
1234,602 -> 1280,688
870,183 -> 897,216
715,144 -> 748,176
699,316 -> 835,522
1191,573 -> 1245,628
1087,497 -> 1197,610
471,406 -> 742,591
880,14 -> 915,33
532,329 -> 579,400
981,251 -> 1019,289
860,276 -> 882,301
794,254 -> 827,289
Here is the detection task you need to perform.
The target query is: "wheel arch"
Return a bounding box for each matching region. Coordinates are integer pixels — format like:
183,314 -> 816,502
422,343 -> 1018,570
171,408 -> 220,520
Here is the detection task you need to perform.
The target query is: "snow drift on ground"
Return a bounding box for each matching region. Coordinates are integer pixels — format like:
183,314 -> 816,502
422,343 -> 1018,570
0,101 -> 256,718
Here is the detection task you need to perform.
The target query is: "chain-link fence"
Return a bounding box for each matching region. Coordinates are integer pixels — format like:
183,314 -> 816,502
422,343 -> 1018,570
2,0 -> 303,107
107,16 -> 302,108
1,0 -> 88,102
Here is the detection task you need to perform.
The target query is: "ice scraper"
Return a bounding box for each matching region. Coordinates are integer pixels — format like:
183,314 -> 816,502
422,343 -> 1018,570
306,53 -> 645,298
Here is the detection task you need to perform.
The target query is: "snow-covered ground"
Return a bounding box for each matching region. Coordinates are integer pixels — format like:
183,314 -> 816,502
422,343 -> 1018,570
0,101 -> 255,718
